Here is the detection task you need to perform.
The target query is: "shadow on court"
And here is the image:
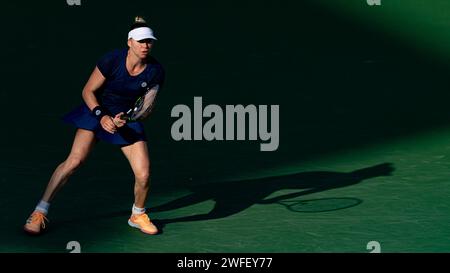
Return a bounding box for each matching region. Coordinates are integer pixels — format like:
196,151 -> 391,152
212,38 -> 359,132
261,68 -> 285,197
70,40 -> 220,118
33,163 -> 393,238
149,163 -> 394,231
53,162 -> 394,233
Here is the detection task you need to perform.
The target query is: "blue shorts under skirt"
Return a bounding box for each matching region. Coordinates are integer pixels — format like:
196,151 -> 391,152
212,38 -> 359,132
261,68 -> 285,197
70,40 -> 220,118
62,104 -> 147,146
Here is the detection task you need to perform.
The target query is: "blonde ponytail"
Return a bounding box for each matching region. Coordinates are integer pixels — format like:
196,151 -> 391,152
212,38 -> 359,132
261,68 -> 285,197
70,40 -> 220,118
134,16 -> 146,24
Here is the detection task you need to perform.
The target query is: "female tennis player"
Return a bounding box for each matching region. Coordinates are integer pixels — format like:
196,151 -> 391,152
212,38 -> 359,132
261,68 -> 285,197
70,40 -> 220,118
24,16 -> 165,235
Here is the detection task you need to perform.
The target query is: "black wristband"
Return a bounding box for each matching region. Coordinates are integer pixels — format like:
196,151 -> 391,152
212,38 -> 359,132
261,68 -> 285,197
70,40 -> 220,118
92,106 -> 106,120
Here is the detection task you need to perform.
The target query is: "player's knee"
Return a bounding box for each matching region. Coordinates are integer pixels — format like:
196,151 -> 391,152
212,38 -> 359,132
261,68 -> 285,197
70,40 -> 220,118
64,157 -> 84,173
135,170 -> 150,185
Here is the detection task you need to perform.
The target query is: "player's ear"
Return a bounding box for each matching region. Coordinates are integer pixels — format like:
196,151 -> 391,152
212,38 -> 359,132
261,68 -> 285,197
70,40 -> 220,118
127,39 -> 132,48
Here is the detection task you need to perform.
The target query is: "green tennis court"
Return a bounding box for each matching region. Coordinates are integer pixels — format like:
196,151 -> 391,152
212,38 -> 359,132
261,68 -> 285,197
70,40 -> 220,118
1,0 -> 450,253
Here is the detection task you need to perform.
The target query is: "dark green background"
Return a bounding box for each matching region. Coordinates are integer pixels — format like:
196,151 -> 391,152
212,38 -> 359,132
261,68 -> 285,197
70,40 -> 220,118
1,0 -> 450,252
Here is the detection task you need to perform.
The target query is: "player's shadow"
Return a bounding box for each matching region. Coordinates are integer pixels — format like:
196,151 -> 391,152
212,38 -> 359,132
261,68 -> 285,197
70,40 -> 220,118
150,163 -> 394,231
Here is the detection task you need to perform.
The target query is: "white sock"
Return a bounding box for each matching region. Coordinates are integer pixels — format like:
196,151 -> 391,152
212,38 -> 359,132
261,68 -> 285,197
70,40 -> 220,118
35,200 -> 50,215
132,204 -> 145,215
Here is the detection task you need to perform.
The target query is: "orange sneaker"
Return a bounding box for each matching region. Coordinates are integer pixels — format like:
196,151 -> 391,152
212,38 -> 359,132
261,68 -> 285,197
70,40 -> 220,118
128,213 -> 158,235
24,211 -> 48,235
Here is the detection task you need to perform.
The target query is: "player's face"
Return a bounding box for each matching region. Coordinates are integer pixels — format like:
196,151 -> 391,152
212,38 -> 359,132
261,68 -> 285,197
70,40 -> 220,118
128,38 -> 154,59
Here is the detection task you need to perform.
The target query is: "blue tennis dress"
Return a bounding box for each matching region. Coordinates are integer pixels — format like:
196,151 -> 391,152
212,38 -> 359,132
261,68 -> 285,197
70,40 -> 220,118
62,48 -> 165,145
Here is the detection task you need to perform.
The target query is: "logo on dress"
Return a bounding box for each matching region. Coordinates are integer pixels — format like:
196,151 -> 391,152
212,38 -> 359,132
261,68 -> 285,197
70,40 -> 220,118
141,82 -> 148,88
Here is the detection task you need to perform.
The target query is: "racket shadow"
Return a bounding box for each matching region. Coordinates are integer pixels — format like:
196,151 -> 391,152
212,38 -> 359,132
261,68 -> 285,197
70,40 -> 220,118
275,197 -> 363,213
151,162 -> 394,229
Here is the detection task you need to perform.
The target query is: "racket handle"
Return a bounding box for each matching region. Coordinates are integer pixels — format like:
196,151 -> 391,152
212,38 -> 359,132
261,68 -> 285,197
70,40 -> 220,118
120,109 -> 133,120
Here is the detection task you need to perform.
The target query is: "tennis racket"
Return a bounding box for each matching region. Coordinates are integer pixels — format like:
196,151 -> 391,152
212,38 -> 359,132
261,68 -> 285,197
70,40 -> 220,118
121,84 -> 160,121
